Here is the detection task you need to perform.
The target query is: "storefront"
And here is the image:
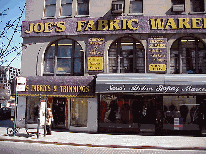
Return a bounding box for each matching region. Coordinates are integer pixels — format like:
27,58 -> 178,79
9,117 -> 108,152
21,9 -> 206,136
11,76 -> 97,133
96,74 -> 206,135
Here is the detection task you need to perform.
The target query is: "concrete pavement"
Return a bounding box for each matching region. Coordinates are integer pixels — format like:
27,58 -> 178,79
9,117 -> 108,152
0,126 -> 205,151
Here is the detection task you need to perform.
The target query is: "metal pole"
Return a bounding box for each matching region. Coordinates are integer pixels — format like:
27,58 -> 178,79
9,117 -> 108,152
44,97 -> 47,137
14,89 -> 17,136
37,94 -> 41,138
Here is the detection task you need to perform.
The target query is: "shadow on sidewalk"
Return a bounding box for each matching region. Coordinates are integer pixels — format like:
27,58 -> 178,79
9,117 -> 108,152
51,128 -> 205,137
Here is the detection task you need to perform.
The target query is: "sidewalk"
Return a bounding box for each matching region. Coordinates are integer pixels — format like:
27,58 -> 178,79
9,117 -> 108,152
0,127 -> 206,151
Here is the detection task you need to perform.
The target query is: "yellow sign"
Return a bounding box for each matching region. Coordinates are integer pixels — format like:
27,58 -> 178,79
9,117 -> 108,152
149,64 -> 166,71
88,57 -> 103,71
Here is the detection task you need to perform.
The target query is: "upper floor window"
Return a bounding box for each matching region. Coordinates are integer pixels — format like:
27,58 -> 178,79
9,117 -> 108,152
190,0 -> 204,12
108,37 -> 145,73
129,0 -> 143,14
61,0 -> 73,16
171,0 -> 185,12
77,0 -> 89,15
45,0 -> 56,17
170,37 -> 206,74
44,39 -> 84,76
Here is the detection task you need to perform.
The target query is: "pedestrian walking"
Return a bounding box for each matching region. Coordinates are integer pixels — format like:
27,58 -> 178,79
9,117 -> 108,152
46,108 -> 53,135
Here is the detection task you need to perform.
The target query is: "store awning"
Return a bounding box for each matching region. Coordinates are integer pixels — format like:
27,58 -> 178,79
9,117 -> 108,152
96,74 -> 206,94
11,76 -> 95,97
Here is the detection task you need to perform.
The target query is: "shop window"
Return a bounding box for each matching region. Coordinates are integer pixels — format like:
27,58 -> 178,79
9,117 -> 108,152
170,37 -> 206,74
45,0 -> 56,17
129,0 -> 143,14
108,37 -> 145,73
71,98 -> 88,127
163,96 -> 201,126
44,39 -> 84,76
26,97 -> 40,124
61,0 -> 73,16
190,0 -> 204,12
77,0 -> 89,15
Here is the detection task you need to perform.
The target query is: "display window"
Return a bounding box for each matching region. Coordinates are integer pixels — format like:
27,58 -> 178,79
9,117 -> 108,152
163,96 -> 199,125
99,94 -> 156,129
70,98 -> 88,127
26,96 -> 40,124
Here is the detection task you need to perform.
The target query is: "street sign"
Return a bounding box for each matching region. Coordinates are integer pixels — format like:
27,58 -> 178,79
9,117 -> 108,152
16,77 -> 26,92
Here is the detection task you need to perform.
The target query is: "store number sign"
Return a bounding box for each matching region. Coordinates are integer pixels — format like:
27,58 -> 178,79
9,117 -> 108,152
147,36 -> 167,72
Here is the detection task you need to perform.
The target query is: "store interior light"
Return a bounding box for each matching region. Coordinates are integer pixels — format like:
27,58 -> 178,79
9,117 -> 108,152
181,39 -> 196,42
121,43 -> 133,45
58,44 -> 72,46
120,42 -> 140,45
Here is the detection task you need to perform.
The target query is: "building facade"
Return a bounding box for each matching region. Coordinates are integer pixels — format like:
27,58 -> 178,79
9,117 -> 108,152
0,66 -> 20,107
20,0 -> 206,134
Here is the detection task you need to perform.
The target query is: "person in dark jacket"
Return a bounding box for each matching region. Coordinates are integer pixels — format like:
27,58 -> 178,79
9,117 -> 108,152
108,100 -> 118,123
180,104 -> 189,123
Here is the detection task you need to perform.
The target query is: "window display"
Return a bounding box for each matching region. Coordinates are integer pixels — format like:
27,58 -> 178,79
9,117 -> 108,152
99,94 -> 156,128
163,96 -> 198,125
26,96 -> 40,124
71,98 -> 88,127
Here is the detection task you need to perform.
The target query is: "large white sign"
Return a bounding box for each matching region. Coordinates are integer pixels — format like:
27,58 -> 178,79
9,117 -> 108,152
16,77 -> 26,92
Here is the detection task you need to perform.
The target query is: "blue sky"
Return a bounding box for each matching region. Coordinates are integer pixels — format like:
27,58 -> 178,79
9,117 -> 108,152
0,0 -> 26,69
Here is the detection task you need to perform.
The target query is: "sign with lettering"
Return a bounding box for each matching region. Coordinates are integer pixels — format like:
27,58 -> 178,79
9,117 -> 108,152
88,57 -> 103,71
11,76 -> 95,97
147,35 -> 167,73
96,84 -> 206,94
21,15 -> 206,37
87,36 -> 105,72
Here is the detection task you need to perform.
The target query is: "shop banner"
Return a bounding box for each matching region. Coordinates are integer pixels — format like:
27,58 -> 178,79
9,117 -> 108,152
11,76 -> 95,97
21,15 -> 206,37
96,84 -> 206,94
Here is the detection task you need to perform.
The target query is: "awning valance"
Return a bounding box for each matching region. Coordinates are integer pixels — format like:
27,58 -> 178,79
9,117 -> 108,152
11,76 -> 95,97
96,74 -> 206,94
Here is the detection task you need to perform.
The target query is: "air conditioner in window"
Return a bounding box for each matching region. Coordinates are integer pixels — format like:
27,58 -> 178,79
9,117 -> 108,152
112,1 -> 124,14
173,4 -> 184,12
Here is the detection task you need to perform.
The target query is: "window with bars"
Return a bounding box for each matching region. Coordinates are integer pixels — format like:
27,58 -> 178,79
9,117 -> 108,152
44,39 -> 84,76
45,0 -> 56,17
77,0 -> 89,15
61,0 -> 73,16
129,0 -> 143,14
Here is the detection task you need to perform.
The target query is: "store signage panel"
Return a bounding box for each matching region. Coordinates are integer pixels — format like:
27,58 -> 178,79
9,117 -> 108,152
86,36 -> 105,73
96,84 -> 206,94
88,57 -> 103,71
21,15 -> 206,37
11,76 -> 95,97
147,36 -> 167,73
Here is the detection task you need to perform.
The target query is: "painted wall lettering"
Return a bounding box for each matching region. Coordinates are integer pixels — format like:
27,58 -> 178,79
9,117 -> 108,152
21,15 -> 206,37
150,18 -> 206,30
77,19 -> 138,32
24,21 -> 65,34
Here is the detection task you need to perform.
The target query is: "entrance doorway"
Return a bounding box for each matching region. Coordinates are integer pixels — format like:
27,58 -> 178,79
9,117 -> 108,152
52,98 -> 66,128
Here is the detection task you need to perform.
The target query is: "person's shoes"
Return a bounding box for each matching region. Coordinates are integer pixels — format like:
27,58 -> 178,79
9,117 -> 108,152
46,133 -> 51,135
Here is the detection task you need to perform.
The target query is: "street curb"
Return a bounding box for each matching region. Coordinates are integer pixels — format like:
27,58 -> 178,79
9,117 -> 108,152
0,138 -> 206,151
